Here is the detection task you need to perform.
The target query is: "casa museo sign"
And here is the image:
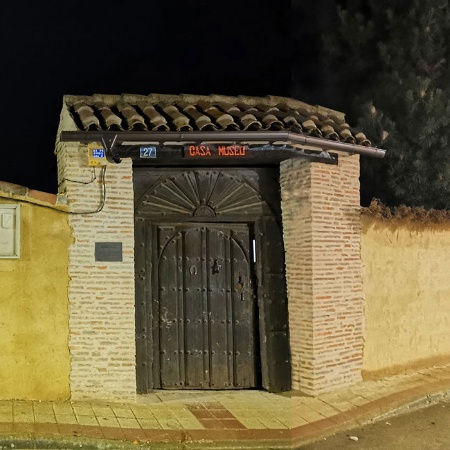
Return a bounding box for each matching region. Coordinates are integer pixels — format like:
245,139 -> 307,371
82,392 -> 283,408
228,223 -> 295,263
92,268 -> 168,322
185,144 -> 248,158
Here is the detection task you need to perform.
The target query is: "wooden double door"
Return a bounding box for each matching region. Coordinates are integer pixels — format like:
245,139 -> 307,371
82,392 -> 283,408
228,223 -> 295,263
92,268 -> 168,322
134,168 -> 291,393
155,223 -> 256,389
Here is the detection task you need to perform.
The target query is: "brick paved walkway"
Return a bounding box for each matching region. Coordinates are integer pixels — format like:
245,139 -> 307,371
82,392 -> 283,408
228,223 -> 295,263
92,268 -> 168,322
1,364 -> 450,448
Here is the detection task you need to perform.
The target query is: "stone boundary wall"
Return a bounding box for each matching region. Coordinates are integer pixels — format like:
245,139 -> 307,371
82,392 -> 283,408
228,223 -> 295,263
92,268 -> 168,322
361,213 -> 450,378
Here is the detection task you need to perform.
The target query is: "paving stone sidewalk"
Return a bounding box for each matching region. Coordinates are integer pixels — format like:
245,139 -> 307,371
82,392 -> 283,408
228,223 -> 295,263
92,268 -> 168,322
1,364 -> 450,449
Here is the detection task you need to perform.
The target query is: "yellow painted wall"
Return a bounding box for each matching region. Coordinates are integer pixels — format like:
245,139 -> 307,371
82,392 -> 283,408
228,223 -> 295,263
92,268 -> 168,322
0,199 -> 71,400
361,215 -> 450,379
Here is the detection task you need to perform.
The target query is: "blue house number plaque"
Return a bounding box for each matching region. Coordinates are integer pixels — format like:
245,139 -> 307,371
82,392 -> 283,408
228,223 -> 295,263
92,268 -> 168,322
140,146 -> 157,158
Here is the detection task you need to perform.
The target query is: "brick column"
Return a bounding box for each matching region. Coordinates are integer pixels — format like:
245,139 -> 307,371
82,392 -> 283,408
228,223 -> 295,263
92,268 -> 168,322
55,105 -> 136,401
280,154 -> 363,395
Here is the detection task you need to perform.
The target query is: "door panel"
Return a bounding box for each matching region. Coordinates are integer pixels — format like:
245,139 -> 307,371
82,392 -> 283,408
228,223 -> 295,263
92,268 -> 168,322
156,224 -> 256,389
256,216 -> 291,392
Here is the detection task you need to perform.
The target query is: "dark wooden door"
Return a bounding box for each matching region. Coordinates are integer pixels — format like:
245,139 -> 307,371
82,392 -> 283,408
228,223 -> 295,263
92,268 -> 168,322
134,167 -> 291,393
155,223 -> 256,389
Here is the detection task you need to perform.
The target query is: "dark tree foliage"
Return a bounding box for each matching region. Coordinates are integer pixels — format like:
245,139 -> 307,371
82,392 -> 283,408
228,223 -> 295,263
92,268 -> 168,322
323,0 -> 450,209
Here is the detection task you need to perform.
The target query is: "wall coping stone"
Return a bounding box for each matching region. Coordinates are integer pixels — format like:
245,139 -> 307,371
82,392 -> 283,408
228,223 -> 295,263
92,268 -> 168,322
0,181 -> 69,211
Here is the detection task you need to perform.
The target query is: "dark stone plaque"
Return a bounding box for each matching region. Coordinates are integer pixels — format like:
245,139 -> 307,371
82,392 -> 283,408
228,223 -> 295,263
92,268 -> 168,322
95,242 -> 123,262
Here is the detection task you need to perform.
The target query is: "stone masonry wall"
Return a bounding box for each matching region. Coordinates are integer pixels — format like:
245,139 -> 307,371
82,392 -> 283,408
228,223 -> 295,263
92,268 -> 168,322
280,154 -> 363,395
55,104 -> 136,401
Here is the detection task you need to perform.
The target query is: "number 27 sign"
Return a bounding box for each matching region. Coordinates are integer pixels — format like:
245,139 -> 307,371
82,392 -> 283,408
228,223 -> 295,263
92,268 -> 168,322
140,146 -> 157,158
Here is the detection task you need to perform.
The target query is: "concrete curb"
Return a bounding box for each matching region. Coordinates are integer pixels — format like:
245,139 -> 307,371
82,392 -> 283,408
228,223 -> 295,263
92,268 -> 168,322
294,386 -> 450,448
365,388 -> 450,423
0,436 -> 291,450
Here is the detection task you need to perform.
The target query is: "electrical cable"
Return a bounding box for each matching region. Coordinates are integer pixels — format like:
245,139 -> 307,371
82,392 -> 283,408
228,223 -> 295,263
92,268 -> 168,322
8,166 -> 107,215
68,166 -> 107,215
58,168 -> 97,187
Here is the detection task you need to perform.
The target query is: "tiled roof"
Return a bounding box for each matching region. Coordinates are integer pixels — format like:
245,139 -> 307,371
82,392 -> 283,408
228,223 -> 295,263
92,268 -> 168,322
64,93 -> 371,147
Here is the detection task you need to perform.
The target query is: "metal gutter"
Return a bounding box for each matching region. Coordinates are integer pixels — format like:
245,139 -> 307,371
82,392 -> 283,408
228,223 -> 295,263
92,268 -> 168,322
60,130 -> 386,161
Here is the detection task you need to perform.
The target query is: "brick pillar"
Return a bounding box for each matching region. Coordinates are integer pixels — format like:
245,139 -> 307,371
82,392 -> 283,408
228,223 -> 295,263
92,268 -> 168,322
280,154 -> 363,395
55,105 -> 136,401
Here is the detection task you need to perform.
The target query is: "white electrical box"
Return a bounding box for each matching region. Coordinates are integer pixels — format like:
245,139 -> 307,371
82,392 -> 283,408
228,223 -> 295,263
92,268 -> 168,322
0,204 -> 20,258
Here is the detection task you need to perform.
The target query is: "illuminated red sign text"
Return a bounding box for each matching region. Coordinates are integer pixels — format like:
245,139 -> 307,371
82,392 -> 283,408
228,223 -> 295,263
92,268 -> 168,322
185,145 -> 248,158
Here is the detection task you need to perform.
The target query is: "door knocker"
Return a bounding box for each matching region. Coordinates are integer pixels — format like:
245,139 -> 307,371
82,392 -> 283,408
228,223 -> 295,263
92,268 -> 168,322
235,273 -> 245,300
212,258 -> 221,274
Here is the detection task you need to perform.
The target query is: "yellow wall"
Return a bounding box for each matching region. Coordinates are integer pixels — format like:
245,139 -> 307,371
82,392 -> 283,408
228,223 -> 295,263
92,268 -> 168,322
0,199 -> 71,400
361,215 -> 450,379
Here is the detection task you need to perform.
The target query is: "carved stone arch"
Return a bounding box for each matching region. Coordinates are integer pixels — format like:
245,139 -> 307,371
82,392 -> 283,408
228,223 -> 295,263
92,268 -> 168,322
136,170 -> 264,220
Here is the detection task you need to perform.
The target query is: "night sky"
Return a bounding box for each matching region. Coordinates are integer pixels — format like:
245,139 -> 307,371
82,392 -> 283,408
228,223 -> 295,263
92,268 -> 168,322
0,1 -> 335,194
